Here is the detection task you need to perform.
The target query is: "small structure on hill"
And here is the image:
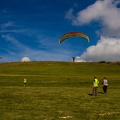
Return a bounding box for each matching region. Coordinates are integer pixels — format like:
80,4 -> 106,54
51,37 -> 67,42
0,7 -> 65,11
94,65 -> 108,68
21,57 -> 30,62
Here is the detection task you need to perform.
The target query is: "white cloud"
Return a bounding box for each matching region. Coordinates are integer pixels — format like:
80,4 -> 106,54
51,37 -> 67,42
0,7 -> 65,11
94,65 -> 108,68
2,22 -> 14,28
2,34 -> 23,48
66,0 -> 120,36
0,22 -> 14,30
76,37 -> 120,62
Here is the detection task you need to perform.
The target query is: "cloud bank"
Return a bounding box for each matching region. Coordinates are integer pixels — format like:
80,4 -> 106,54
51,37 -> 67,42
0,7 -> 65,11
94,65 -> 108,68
66,0 -> 120,62
75,37 -> 120,62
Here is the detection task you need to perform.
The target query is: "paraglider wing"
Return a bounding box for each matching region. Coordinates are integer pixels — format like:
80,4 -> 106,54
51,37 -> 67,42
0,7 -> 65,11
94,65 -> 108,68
59,32 -> 90,44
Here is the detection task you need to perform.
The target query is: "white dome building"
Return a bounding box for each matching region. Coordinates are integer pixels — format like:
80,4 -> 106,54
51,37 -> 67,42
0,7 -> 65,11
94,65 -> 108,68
21,57 -> 30,62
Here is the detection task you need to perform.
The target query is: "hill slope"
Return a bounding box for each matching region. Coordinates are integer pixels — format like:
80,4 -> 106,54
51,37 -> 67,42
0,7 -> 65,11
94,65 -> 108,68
0,62 -> 120,120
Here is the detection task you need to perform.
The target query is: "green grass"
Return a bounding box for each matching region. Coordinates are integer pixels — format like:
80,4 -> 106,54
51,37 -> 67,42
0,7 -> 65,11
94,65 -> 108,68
0,62 -> 120,120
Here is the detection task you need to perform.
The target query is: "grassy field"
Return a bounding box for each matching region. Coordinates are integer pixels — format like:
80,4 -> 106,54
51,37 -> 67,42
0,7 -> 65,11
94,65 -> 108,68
0,62 -> 120,120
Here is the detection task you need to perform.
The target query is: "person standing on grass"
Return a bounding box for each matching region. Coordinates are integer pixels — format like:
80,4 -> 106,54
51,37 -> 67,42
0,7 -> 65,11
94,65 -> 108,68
102,77 -> 108,94
24,77 -> 27,87
92,76 -> 99,96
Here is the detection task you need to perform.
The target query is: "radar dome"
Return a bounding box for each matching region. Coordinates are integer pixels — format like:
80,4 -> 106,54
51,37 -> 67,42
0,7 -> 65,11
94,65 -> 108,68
21,57 -> 30,62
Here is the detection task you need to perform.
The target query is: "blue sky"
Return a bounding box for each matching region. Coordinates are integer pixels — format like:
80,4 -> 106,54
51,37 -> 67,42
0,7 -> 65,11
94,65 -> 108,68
0,0 -> 120,62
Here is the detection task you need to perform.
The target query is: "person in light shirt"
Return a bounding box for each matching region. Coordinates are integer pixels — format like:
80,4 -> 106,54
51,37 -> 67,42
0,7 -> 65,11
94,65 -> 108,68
102,77 -> 108,94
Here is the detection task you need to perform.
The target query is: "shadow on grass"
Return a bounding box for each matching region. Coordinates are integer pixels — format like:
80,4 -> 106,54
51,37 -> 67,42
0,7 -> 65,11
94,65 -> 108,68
88,93 -> 93,96
98,92 -> 104,94
88,92 -> 104,96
